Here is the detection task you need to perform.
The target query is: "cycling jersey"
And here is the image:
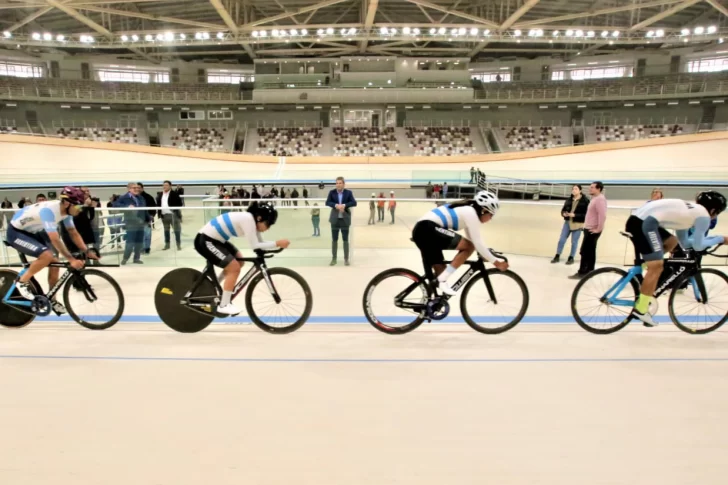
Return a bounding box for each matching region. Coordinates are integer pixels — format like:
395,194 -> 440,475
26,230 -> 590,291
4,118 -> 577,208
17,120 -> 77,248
198,211 -> 276,251
632,199 -> 722,251
10,200 -> 75,234
418,204 -> 500,263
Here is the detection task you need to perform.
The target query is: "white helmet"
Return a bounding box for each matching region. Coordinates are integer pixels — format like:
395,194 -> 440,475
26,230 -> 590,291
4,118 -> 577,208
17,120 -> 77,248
473,190 -> 500,215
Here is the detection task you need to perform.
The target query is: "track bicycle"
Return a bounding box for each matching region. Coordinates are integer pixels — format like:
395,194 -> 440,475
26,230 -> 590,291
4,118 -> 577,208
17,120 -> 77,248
362,249 -> 529,335
571,232 -> 728,335
154,248 -> 313,334
0,245 -> 125,330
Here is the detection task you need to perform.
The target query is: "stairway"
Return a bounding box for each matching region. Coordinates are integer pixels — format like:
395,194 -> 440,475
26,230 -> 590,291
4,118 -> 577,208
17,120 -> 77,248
25,110 -> 45,135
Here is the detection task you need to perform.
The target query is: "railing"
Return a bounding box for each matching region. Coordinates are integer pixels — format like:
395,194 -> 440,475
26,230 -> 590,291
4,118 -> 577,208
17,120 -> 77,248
52,119 -> 140,129
255,120 -> 323,128
165,121 -> 236,130
404,119 -> 472,127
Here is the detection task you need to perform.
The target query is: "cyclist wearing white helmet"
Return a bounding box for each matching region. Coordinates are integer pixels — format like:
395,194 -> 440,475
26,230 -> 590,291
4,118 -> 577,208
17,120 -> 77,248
412,190 -> 508,295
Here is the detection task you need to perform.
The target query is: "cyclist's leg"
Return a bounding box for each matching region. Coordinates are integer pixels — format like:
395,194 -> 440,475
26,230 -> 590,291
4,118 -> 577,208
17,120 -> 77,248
194,234 -> 238,313
634,216 -> 666,325
6,226 -> 53,290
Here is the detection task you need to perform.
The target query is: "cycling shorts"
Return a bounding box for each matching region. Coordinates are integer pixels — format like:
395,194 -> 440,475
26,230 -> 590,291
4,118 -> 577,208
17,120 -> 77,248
5,225 -> 54,258
411,220 -> 462,266
194,233 -> 238,268
625,215 -> 673,262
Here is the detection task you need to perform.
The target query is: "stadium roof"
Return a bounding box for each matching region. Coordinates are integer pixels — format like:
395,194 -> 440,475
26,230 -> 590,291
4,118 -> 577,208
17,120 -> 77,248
0,0 -> 727,62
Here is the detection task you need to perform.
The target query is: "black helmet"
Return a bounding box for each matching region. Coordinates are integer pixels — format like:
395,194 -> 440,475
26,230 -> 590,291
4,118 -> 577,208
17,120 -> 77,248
247,201 -> 278,226
696,190 -> 727,216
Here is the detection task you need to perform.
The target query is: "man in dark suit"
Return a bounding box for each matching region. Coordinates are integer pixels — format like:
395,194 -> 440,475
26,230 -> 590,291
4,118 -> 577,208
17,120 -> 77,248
138,182 -> 157,254
114,182 -> 147,264
156,180 -> 183,251
326,176 -> 357,266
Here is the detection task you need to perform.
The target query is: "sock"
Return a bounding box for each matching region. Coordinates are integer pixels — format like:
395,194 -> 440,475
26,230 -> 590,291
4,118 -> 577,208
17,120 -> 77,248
437,264 -> 456,282
635,294 -> 651,314
221,290 -> 232,307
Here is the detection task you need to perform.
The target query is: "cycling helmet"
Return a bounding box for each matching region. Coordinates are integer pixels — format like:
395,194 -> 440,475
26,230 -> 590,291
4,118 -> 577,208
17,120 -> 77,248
472,190 -> 500,216
696,190 -> 727,215
60,186 -> 85,205
247,201 -> 278,226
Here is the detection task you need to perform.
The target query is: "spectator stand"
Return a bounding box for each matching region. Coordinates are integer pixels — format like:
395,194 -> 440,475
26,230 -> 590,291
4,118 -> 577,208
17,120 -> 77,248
246,120 -> 324,156
161,120 -> 237,153
333,127 -> 399,157
584,116 -> 697,144
402,119 -> 482,156
490,120 -> 572,152
0,118 -> 22,135
52,119 -> 145,145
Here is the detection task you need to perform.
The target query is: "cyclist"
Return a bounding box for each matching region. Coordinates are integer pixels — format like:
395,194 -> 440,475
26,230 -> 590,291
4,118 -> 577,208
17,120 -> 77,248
4,186 -> 94,314
411,190 -> 509,296
625,191 -> 727,327
194,201 -> 290,315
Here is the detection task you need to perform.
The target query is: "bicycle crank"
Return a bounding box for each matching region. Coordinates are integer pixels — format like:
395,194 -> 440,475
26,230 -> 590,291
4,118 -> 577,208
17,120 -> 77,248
426,297 -> 450,321
32,295 -> 51,317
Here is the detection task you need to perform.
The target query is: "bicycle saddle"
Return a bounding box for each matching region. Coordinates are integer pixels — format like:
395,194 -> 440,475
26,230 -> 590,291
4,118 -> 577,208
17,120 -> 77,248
619,231 -> 633,239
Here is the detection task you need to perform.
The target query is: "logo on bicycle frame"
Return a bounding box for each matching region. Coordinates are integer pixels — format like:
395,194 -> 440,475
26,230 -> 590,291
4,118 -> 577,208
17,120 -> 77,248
656,265 -> 686,295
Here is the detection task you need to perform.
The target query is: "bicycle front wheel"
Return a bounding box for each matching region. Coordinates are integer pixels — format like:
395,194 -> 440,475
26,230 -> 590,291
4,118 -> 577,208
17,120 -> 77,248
362,268 -> 429,335
460,269 -> 529,334
245,267 -> 312,334
571,267 -> 638,334
669,268 -> 728,334
0,270 -> 40,328
64,269 -> 125,330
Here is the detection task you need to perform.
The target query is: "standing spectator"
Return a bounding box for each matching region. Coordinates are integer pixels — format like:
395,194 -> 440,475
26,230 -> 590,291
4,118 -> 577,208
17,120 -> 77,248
650,187 -> 664,201
388,191 -> 397,224
18,197 -> 26,209
251,186 -> 261,199
107,195 -> 122,249
311,203 -> 320,237
377,192 -> 385,222
137,183 -> 157,254
0,197 -> 12,228
303,186 -> 309,206
291,187 -> 299,208
326,176 -> 357,266
36,193 -> 47,203
61,192 -> 98,259
368,193 -> 376,225
221,193 -> 233,214
280,187 -> 288,207
570,182 -> 607,279
115,182 -> 146,265
433,184 -> 441,199
469,167 -> 476,183
442,182 -> 448,199
425,181 -> 433,199
318,181 -> 325,190
90,197 -> 103,250
551,185 -> 589,265
156,180 -> 183,251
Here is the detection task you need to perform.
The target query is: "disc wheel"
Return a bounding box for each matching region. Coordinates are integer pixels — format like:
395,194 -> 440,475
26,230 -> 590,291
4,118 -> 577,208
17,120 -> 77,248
244,267 -> 313,334
64,269 -> 125,330
571,267 -> 639,334
362,268 -> 430,335
155,268 -> 217,333
0,270 -> 42,328
669,268 -> 728,334
460,269 -> 529,334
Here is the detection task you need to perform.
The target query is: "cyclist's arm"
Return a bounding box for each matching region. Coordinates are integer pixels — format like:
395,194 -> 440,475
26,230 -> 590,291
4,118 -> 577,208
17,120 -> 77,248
42,213 -> 81,260
242,216 -> 277,250
462,210 -> 502,263
683,217 -> 725,250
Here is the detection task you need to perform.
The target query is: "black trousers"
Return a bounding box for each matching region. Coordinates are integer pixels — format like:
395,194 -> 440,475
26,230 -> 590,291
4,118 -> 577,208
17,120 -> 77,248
578,230 -> 601,275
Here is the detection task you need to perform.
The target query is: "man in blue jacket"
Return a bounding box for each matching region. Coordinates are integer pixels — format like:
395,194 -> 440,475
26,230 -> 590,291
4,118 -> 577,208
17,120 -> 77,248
115,182 -> 148,264
326,176 -> 357,266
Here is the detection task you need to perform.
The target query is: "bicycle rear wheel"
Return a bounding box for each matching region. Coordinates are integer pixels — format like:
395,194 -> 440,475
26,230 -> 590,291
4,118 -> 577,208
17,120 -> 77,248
669,268 -> 728,334
155,268 -> 216,333
244,267 -> 312,334
64,269 -> 125,330
571,267 -> 638,334
0,269 -> 40,328
460,269 -> 529,334
362,268 -> 429,335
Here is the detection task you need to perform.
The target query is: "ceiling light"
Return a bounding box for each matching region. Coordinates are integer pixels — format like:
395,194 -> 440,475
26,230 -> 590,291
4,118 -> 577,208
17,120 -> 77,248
317,28 -> 324,35
202,32 -> 210,39
156,33 -> 164,40
575,30 -> 584,37
536,29 -> 544,36
708,25 -> 717,34
217,32 -> 224,39
390,28 -> 397,34
528,29 -> 536,37
612,30 -> 620,37
146,34 -> 154,41
43,33 -> 52,41
86,36 -> 94,43
403,27 -> 411,35
694,26 -> 705,35
566,30 -> 574,37
553,30 -> 560,37
2,31 -> 10,39
413,28 -> 420,35
587,31 -> 595,37
288,29 -> 297,36
451,28 -> 458,35
194,32 -> 202,39
349,27 -> 357,35
483,29 -> 490,36
721,38 -> 725,43
429,27 -> 437,34
601,31 -> 608,37
458,27 -> 466,35
56,34 -> 65,41
438,27 -> 446,35
326,27 -> 334,35
646,31 -> 654,38
31,32 -> 40,40
681,28 -> 690,36
121,34 -> 129,41
259,30 -> 267,37
470,28 -> 478,36
179,33 -> 186,40
514,29 -> 521,36
272,29 -> 279,37
164,32 -> 174,41
301,29 -> 308,35
655,29 -> 664,38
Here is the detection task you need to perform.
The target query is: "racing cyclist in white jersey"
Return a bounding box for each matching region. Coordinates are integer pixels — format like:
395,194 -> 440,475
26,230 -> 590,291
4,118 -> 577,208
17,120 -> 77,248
4,186 -> 95,314
411,191 -> 509,296
194,201 -> 290,315
625,190 -> 727,326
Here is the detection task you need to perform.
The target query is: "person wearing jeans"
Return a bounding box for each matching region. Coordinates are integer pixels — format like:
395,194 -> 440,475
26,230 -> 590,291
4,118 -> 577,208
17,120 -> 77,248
311,203 -> 320,236
570,182 -> 607,279
326,177 -> 357,266
551,185 -> 589,265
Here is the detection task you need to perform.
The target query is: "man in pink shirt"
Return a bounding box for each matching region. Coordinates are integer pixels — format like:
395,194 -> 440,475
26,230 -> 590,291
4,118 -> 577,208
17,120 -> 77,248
570,181 -> 606,279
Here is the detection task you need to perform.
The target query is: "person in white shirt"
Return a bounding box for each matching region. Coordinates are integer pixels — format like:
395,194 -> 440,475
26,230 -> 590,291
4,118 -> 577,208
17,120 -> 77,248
156,180 -> 183,251
194,201 -> 290,315
411,191 -> 509,295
